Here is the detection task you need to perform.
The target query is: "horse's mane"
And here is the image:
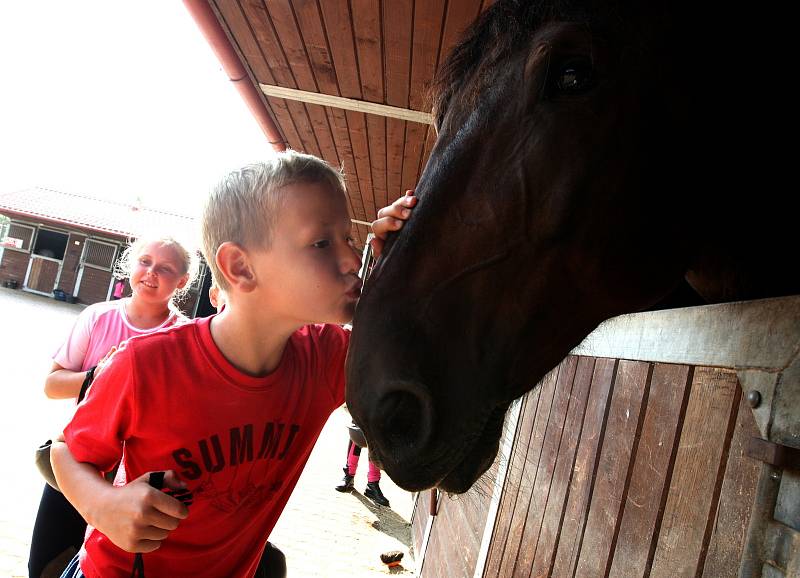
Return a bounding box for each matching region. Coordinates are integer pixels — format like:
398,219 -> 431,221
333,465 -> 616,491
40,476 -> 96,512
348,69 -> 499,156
431,0 -> 622,126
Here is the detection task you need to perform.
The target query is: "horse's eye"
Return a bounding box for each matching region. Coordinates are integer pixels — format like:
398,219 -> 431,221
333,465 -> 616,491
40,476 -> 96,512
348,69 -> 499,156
554,58 -> 593,95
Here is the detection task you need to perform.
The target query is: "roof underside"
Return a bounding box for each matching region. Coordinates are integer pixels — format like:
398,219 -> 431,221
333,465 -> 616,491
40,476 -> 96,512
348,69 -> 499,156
209,0 -> 492,247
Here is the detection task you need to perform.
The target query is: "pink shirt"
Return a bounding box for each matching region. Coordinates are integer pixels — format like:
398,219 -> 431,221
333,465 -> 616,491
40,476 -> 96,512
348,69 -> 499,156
53,298 -> 183,372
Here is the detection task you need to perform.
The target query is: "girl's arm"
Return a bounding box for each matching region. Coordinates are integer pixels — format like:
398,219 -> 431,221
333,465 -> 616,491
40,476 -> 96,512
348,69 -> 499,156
51,437 -> 189,553
44,362 -> 89,399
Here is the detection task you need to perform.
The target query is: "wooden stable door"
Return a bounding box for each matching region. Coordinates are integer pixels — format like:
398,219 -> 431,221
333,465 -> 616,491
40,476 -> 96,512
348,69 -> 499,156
25,255 -> 61,295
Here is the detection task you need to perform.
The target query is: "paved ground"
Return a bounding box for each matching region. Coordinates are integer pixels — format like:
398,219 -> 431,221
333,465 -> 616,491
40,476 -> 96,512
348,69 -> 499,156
0,287 -> 416,577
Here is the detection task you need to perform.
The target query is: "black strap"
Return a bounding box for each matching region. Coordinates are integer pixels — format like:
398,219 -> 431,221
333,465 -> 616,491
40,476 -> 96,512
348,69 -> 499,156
130,472 -> 168,578
77,366 -> 96,403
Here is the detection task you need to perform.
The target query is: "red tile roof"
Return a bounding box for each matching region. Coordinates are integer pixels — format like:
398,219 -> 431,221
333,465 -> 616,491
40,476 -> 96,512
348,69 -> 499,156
0,187 -> 197,242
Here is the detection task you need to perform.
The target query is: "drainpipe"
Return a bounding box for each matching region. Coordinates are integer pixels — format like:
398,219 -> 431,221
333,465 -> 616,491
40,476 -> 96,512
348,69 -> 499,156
183,0 -> 287,151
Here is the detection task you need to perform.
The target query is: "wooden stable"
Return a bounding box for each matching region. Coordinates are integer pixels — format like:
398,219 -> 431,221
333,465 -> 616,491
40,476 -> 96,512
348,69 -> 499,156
412,297 -> 799,577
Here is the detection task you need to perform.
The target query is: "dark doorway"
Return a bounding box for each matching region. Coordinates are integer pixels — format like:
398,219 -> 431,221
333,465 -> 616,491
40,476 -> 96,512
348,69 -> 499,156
33,229 -> 68,260
194,267 -> 215,318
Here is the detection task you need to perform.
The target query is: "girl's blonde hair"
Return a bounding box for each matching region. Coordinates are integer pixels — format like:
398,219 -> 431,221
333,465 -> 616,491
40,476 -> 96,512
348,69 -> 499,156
202,150 -> 346,290
114,236 -> 200,308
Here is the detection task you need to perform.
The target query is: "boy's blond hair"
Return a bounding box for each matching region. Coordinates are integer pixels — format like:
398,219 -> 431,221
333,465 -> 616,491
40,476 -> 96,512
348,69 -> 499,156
202,150 -> 347,290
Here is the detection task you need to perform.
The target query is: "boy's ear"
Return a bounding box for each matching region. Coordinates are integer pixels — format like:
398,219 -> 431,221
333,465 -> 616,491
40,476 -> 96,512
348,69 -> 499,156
215,242 -> 257,292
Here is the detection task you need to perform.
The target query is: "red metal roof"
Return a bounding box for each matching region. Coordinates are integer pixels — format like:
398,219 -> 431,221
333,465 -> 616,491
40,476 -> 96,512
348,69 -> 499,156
0,187 -> 197,242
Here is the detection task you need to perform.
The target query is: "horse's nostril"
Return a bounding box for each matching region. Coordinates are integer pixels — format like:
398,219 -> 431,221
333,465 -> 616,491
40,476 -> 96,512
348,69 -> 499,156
376,385 -> 433,456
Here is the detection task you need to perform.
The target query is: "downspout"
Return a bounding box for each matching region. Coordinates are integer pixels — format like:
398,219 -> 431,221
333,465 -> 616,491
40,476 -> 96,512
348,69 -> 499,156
183,0 -> 287,152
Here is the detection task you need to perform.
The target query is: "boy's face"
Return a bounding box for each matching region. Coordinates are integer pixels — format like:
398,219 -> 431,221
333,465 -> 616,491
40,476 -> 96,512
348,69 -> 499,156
249,182 -> 362,326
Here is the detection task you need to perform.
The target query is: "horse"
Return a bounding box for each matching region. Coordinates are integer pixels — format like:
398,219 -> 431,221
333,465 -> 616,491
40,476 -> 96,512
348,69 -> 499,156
345,0 -> 797,493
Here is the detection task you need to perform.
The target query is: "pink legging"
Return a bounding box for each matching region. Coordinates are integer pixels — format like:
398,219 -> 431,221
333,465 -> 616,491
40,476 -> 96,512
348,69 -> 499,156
346,440 -> 381,483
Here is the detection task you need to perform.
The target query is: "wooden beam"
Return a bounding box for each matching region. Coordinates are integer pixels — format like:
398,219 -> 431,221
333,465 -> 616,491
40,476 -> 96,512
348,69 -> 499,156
258,84 -> 433,125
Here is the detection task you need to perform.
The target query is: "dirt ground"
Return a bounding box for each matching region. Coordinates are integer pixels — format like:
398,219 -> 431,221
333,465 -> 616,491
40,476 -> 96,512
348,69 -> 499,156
0,287 -> 416,577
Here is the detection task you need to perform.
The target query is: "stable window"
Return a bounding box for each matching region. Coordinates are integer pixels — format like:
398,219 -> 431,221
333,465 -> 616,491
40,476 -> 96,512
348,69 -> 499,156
5,222 -> 36,252
81,239 -> 117,270
32,228 -> 68,260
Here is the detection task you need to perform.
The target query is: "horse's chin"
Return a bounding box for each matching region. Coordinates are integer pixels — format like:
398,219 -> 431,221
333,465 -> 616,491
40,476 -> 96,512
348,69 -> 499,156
436,404 -> 508,494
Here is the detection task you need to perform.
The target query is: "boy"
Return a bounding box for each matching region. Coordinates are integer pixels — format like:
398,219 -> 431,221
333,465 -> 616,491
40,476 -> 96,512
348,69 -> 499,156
51,151 -> 416,578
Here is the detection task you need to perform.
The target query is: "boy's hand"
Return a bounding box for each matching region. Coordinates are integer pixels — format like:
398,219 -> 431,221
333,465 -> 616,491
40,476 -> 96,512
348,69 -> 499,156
93,470 -> 189,553
370,190 -> 417,257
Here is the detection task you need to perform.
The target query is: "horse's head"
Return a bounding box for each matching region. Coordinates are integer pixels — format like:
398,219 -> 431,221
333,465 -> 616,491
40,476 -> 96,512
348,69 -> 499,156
346,1 -> 700,493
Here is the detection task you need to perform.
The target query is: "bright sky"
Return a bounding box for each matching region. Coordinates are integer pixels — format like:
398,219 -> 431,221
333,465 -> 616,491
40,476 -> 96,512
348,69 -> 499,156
0,2 -> 274,217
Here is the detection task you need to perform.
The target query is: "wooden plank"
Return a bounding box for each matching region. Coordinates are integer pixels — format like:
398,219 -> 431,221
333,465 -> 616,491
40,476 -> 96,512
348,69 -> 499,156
345,111 -> 377,221
262,1 -> 339,163
214,1 -> 277,84
382,0 -> 412,108
438,0 -> 483,66
401,121 -> 427,191
701,390 -> 761,577
649,367 -> 739,578
325,107 -> 366,221
483,388 -> 541,577
317,0 -> 361,99
551,357 -> 617,577
237,0 -> 322,156
351,0 -> 383,103
493,365 -> 560,577
607,363 -> 692,578
574,360 -> 651,578
386,118 -> 406,206
408,0 -> 446,111
366,115 -> 388,210
290,0 -> 338,94
424,496 -> 477,578
512,356 -> 579,575
528,356 -> 596,577
212,1 -> 294,148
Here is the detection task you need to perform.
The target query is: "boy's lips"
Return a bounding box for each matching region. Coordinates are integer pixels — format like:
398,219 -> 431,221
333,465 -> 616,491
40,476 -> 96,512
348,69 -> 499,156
346,282 -> 363,300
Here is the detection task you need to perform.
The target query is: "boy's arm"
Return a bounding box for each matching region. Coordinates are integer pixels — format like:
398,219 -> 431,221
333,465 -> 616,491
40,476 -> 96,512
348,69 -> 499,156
370,190 -> 417,257
51,437 -> 189,553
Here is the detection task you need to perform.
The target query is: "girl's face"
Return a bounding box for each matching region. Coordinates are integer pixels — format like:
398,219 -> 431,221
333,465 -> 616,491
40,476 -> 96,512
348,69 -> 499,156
129,242 -> 189,306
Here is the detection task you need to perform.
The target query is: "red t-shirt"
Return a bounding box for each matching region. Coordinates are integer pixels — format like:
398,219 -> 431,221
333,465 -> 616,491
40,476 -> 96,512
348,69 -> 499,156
64,316 -> 349,578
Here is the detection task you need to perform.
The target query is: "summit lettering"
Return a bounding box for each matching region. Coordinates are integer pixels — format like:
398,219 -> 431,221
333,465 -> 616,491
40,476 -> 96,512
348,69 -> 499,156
172,422 -> 301,480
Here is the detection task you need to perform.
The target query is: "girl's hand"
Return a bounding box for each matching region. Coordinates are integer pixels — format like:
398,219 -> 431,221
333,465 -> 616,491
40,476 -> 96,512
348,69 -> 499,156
94,346 -> 117,379
92,470 -> 189,553
370,190 -> 417,257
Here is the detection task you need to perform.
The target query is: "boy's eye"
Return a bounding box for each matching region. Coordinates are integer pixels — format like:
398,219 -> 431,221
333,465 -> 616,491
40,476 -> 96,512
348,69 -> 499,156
313,240 -> 330,249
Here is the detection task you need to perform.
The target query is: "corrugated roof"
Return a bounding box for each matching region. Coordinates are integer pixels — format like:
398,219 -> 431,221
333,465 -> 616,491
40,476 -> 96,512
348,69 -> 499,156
0,187 -> 198,243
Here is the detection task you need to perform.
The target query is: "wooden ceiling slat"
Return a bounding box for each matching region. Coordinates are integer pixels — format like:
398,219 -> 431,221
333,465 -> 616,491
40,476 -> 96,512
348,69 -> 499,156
212,1 -> 298,149
263,1 -> 341,165
383,2 -> 412,208
316,1 -> 377,223
366,115 -> 388,209
351,0 -> 384,103
420,124 -> 437,176
401,122 -> 427,192
346,110 -> 376,220
408,0 -> 447,111
265,96 -> 305,151
290,0 -> 340,95
327,108 -> 366,219
383,0 -> 413,108
386,118 -> 406,203
317,1 -> 362,99
439,0 -> 483,65
238,0 -> 323,157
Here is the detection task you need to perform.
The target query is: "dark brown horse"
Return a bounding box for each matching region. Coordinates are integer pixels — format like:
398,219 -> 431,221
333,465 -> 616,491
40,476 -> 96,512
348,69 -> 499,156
345,0 -> 796,493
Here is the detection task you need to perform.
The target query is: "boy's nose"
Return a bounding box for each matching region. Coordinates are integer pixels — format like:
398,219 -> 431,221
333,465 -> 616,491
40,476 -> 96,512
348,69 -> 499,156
341,245 -> 362,275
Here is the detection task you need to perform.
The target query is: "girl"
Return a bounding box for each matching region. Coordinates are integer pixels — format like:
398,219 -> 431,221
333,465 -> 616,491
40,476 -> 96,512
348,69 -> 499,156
29,236 -> 197,578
